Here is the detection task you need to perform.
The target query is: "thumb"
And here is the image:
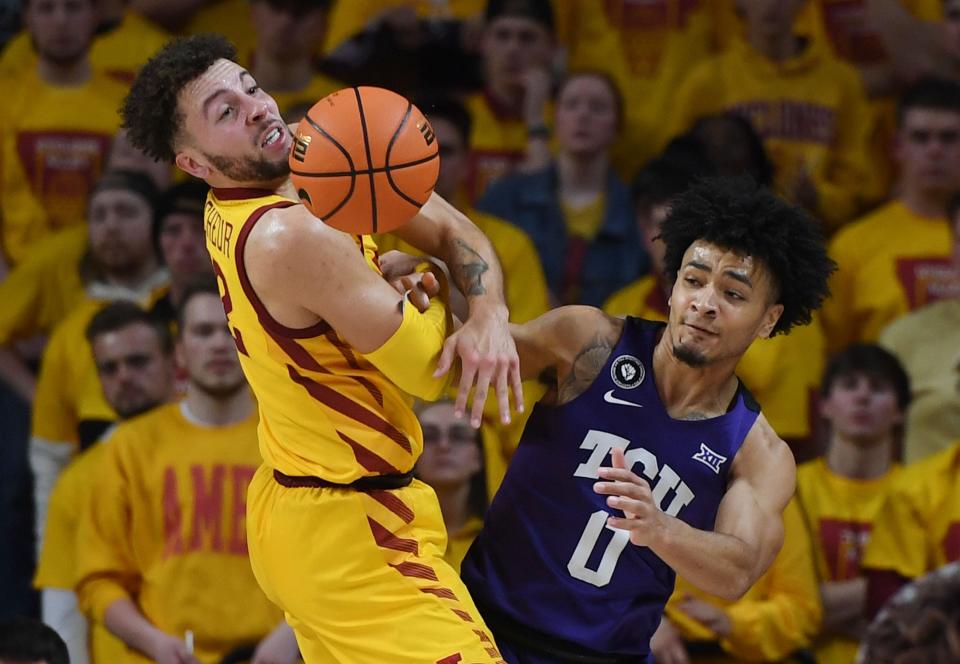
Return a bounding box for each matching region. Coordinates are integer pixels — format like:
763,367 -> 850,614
433,334 -> 458,377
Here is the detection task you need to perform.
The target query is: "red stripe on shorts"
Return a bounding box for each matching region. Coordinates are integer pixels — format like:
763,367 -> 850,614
367,517 -> 419,554
368,490 -> 415,523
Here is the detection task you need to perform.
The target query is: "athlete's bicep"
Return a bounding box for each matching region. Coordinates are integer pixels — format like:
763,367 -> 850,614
714,424 -> 796,584
252,207 -> 408,353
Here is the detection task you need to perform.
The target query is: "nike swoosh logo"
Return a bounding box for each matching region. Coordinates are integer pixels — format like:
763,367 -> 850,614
603,390 -> 643,408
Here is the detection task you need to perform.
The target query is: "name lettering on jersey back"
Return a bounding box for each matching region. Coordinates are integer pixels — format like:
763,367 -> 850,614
574,429 -> 695,517
162,463 -> 256,558
205,202 -> 234,258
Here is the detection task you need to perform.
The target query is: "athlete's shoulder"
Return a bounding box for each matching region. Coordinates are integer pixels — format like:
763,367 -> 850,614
734,414 -> 795,486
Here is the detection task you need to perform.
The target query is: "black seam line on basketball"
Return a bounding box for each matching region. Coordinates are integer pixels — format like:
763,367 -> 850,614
384,101 -> 425,209
303,112 -> 356,218
289,152 -> 440,178
354,87 -> 378,233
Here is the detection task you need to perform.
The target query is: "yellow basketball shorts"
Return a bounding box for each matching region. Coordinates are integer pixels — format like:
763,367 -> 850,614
246,465 -> 505,664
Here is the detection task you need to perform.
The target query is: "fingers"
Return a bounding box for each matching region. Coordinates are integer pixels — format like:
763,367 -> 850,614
468,355 -> 496,428
509,354 -> 524,413
596,465 -> 645,485
452,346 -> 478,418
611,446 -> 627,470
593,476 -> 651,500
399,276 -> 430,313
494,363 -> 511,425
433,334 -> 458,379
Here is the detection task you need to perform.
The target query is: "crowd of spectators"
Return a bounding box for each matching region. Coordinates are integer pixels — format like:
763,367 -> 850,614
1,0 -> 960,662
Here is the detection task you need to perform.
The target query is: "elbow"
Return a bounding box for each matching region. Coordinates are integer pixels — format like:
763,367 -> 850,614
716,569 -> 754,601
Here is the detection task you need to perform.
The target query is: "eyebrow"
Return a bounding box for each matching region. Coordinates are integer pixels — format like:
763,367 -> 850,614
685,260 -> 753,287
201,69 -> 253,118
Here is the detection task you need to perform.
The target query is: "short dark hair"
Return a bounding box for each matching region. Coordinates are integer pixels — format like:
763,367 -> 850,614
86,301 -> 174,355
690,113 -> 775,187
154,180 -> 209,252
821,344 -> 911,412
632,136 -> 714,213
485,0 -> 554,32
660,177 -> 835,335
0,617 -> 69,664
896,77 -> 960,128
123,34 -> 238,163
176,275 -> 222,333
417,96 -> 472,147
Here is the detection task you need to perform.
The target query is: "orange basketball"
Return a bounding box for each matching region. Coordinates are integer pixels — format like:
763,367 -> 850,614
288,86 -> 440,234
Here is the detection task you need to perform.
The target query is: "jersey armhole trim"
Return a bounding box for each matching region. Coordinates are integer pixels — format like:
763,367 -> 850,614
235,201 -> 333,339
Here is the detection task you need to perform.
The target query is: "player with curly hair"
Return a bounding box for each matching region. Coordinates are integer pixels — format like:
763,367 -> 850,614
456,176 -> 836,663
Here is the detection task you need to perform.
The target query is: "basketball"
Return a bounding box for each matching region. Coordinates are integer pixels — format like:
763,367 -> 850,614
288,86 -> 440,234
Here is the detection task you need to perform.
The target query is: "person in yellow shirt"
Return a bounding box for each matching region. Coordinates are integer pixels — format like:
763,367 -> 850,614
465,0 -> 556,201
76,282 -> 299,664
122,33 -> 522,663
35,302 -> 176,664
821,77 -> 960,354
670,0 -> 874,230
860,435 -> 960,620
878,194 -> 960,463
0,1 -> 170,84
28,171 -> 169,558
796,344 -> 908,664
604,139 -> 826,449
246,0 -> 342,123
415,399 -> 487,573
651,499 -> 822,663
0,0 -> 128,266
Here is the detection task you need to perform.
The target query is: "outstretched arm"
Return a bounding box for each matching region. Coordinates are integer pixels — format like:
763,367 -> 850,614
392,193 -> 520,425
595,419 -> 796,600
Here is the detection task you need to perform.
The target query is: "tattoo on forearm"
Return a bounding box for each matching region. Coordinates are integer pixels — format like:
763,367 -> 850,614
558,333 -> 616,403
452,239 -> 488,297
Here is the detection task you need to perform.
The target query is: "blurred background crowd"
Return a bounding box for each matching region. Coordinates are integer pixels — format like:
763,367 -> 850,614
0,0 -> 959,662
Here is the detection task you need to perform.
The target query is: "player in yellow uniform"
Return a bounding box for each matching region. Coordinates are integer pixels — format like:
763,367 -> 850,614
35,303 -> 176,664
604,150 -> 825,448
651,499 -> 821,663
795,345 -> 907,664
76,282 -> 298,664
122,34 -> 521,663
860,437 -> 960,619
669,0 -> 874,230
821,78 -> 960,354
0,0 -> 128,265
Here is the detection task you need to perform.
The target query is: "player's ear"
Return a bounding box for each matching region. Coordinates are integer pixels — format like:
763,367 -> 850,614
175,151 -> 211,180
757,303 -> 783,339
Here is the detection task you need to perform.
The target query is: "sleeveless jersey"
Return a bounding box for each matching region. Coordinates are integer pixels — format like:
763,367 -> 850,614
204,188 -> 424,482
460,318 -> 760,657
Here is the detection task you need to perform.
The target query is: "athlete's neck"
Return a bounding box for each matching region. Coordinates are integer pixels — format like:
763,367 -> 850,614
252,51 -> 314,94
182,385 -> 253,427
557,153 -> 608,205
826,433 -> 893,480
899,186 -> 953,219
433,484 -> 473,535
652,337 -> 741,420
37,57 -> 92,86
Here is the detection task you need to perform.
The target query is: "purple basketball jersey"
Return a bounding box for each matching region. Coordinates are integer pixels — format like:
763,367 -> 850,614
461,318 -> 760,658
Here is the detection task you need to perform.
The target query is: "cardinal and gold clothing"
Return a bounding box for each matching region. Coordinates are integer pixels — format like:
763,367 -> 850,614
32,277 -> 170,449
185,0 -> 256,57
665,499 -> 822,662
0,225 -> 86,346
0,11 -> 170,83
861,442 -> 960,580
34,440 -> 126,664
0,67 -> 126,264
795,457 -> 901,664
880,300 -> 960,463
205,188 -> 504,663
669,36 -> 874,230
603,275 -> 824,442
75,404 -> 281,664
821,200 -> 953,355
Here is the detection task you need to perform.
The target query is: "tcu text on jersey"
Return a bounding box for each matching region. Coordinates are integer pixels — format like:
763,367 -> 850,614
567,429 -> 695,587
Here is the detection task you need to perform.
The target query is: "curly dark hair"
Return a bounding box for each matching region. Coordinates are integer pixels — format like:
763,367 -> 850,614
122,34 -> 237,163
659,176 -> 835,335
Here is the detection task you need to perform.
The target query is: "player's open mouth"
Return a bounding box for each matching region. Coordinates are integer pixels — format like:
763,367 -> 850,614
261,126 -> 283,148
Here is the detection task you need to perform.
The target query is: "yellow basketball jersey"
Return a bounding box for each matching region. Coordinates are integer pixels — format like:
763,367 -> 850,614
204,188 -> 425,482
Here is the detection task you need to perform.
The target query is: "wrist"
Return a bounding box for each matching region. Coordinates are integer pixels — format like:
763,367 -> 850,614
467,299 -> 508,320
